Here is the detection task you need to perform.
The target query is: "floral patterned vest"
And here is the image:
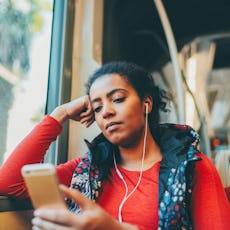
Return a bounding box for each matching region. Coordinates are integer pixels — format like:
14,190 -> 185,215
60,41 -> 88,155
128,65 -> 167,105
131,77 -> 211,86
67,124 -> 200,229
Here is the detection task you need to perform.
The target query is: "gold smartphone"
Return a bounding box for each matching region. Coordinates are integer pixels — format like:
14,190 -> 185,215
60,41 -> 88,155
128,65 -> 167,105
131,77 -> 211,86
21,163 -> 67,210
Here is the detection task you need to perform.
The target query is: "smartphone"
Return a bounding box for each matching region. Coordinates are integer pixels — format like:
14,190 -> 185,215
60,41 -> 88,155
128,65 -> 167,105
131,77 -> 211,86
21,163 -> 67,210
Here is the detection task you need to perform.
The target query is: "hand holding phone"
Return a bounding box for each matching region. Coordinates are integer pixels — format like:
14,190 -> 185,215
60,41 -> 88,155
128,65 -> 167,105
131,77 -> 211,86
21,163 -> 67,210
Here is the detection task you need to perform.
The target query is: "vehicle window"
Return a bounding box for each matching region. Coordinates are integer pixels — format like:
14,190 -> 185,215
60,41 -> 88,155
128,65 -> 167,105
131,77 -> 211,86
0,0 -> 54,165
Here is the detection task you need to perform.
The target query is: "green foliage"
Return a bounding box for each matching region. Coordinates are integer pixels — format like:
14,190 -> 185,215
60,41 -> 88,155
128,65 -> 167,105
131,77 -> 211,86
0,0 -> 53,75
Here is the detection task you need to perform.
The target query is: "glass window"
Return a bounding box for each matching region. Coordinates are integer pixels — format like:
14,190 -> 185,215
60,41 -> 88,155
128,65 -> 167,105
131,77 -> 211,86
0,0 -> 54,165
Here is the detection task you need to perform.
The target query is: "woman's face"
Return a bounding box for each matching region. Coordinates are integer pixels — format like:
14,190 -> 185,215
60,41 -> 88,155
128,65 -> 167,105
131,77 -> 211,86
89,74 -> 147,147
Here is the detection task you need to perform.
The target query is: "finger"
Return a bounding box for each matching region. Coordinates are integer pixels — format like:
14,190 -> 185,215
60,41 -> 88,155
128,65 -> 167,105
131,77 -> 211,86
80,108 -> 92,117
85,118 -> 95,128
32,217 -> 73,230
80,108 -> 94,118
80,114 -> 94,124
33,211 -> 77,229
59,184 -> 93,210
79,108 -> 93,118
32,226 -> 41,230
80,98 -> 92,115
86,116 -> 95,126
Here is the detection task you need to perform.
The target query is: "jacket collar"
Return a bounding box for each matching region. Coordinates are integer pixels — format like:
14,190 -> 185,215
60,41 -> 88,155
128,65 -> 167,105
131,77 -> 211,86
154,123 -> 200,168
84,123 -> 200,165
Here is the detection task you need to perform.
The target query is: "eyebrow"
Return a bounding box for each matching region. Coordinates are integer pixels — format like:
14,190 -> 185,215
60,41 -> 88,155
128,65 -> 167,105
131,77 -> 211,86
91,88 -> 128,103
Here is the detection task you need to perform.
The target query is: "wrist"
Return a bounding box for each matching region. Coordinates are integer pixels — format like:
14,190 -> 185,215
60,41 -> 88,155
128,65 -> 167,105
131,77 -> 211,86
50,106 -> 68,124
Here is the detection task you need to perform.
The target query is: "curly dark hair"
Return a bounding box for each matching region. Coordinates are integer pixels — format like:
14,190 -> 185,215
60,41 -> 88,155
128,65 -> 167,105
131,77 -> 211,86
86,61 -> 170,128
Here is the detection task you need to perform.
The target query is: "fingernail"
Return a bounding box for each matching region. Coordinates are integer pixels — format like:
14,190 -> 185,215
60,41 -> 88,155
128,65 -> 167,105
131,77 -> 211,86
34,210 -> 41,216
32,217 -> 41,225
32,226 -> 41,230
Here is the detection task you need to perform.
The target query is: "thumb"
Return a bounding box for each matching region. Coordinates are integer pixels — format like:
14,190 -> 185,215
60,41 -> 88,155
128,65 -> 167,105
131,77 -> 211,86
59,184 -> 93,210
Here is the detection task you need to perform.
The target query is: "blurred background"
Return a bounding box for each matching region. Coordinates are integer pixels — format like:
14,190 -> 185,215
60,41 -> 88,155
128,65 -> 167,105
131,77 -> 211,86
0,0 -> 229,186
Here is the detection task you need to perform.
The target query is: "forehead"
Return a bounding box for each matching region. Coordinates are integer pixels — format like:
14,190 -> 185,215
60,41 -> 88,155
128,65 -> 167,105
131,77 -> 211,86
89,74 -> 135,98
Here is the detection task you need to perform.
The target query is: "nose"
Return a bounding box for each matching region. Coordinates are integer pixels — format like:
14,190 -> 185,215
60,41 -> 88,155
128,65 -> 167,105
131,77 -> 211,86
101,103 -> 115,119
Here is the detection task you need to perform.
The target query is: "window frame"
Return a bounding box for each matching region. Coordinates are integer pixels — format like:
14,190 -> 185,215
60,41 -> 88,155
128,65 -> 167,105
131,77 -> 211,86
45,0 -> 75,165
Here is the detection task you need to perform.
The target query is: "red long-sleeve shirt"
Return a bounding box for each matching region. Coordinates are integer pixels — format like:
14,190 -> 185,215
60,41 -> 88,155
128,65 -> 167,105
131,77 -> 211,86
0,116 -> 229,229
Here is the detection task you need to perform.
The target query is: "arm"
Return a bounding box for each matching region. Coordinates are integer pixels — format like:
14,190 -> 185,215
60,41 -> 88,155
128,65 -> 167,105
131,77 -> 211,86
191,153 -> 230,229
0,96 -> 94,199
0,116 -> 62,199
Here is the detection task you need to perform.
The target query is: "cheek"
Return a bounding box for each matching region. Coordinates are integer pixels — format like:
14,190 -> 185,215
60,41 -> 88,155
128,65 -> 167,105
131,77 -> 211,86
125,108 -> 144,122
94,115 -> 104,130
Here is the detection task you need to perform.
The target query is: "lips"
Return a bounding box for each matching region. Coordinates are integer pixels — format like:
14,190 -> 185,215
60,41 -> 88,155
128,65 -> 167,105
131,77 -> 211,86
105,122 -> 122,130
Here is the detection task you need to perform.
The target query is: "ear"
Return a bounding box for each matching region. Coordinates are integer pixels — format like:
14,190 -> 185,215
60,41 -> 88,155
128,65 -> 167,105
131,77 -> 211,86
143,96 -> 153,114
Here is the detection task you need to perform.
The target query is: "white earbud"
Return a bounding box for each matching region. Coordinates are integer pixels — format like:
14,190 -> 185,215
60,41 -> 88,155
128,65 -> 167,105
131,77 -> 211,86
145,102 -> 148,114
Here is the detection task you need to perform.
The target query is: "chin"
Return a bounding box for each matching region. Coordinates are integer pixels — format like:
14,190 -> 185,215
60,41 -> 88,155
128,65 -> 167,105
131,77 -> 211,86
105,133 -> 125,145
107,134 -> 134,147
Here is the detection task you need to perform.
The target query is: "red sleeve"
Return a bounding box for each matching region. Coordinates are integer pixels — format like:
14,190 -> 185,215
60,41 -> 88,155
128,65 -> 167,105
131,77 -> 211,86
55,158 -> 82,186
191,152 -> 230,229
0,115 -> 62,199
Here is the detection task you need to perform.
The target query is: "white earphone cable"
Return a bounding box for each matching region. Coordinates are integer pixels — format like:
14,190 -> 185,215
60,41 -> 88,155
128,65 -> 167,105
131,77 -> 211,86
113,103 -> 149,222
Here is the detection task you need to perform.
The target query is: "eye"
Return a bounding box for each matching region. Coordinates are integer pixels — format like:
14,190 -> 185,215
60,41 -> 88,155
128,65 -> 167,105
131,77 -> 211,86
113,97 -> 125,103
93,106 -> 102,113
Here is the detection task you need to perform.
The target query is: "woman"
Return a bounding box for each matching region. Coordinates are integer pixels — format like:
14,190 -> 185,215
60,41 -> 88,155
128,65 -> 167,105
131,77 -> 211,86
0,62 -> 229,230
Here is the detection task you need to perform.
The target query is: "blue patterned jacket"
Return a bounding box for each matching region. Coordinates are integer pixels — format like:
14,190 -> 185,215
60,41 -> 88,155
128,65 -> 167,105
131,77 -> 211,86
68,124 -> 201,229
